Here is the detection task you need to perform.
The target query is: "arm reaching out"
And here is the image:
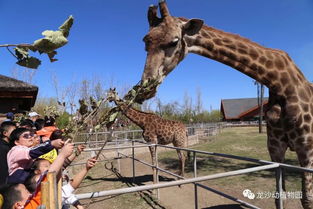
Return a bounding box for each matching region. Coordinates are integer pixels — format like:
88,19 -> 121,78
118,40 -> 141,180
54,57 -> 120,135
70,157 -> 96,189
49,142 -> 74,179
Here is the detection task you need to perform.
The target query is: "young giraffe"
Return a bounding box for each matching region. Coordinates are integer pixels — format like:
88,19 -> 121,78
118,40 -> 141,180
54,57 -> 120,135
140,1 -> 313,208
107,88 -> 188,182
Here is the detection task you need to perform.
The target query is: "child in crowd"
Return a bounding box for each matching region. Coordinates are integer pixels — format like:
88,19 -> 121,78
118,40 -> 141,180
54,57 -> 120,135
6,128 -> 64,184
62,157 -> 96,209
36,116 -> 57,140
39,129 -> 86,164
34,118 -> 45,131
0,121 -> 17,185
27,156 -> 96,209
0,141 -> 74,209
19,119 -> 36,130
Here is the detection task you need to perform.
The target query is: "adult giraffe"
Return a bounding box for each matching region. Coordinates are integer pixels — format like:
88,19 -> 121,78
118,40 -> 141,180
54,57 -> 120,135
140,1 -> 313,208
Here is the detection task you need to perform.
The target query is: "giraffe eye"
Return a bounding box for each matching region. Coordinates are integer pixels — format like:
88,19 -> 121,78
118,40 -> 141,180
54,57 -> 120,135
167,38 -> 179,47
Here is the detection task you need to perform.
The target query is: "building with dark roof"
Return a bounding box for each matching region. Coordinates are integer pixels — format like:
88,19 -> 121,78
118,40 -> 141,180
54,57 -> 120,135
0,75 -> 38,113
221,98 -> 268,121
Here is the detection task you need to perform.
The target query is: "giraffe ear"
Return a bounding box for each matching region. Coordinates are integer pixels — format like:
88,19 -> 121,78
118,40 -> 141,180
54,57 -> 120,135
183,19 -> 203,36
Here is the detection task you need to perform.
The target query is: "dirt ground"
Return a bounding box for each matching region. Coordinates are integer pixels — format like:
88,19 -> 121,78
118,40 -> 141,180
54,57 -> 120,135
76,150 -> 247,209
72,136 -> 302,209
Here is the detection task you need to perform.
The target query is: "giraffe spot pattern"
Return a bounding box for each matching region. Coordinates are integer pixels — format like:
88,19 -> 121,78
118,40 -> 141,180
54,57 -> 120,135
213,38 -> 222,45
222,38 -> 232,43
289,96 -> 298,103
219,48 -> 237,60
304,114 -> 311,123
204,41 -> 214,51
238,48 -> 248,55
201,31 -> 210,38
237,42 -> 248,49
280,73 -> 290,84
267,72 -> 278,81
299,88 -> 310,102
239,56 -> 250,65
225,44 -> 237,51
259,56 -> 267,65
284,85 -> 295,96
275,58 -> 285,70
258,66 -> 265,75
301,103 -> 309,112
307,136 -> 313,144
265,51 -> 274,59
249,48 -> 259,59
265,60 -> 274,69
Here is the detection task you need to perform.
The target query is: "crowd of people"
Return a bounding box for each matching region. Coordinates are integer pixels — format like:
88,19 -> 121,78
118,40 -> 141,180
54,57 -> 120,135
0,112 -> 97,209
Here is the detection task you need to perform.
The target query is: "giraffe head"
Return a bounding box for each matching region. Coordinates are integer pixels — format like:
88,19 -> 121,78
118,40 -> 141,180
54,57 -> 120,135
141,0 -> 203,99
106,88 -> 120,103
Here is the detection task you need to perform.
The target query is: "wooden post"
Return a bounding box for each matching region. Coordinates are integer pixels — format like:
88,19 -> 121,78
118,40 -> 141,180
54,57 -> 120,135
41,181 -> 50,209
47,172 -> 58,209
57,178 -> 62,208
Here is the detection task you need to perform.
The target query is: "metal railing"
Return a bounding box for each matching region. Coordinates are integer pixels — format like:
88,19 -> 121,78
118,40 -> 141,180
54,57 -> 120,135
73,137 -> 313,209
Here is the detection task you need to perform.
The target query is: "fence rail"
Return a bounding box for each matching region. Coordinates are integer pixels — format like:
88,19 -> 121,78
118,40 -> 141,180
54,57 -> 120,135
73,123 -> 312,209
73,135 -> 313,209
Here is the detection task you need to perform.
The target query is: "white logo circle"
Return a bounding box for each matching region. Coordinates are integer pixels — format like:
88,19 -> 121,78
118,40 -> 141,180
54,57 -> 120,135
247,192 -> 255,200
243,189 -> 251,197
242,189 -> 255,199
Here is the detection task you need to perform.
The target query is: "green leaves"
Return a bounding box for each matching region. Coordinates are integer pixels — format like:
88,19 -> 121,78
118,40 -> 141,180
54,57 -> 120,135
59,15 -> 74,38
16,56 -> 42,69
33,30 -> 67,54
12,15 -> 74,69
109,111 -> 119,123
123,79 -> 160,104
14,47 -> 41,69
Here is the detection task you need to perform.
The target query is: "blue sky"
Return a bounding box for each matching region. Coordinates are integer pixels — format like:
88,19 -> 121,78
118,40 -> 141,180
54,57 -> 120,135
1,0 -> 313,110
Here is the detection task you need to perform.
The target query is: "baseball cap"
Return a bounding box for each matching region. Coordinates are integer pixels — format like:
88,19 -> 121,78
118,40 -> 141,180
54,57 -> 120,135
29,112 -> 40,117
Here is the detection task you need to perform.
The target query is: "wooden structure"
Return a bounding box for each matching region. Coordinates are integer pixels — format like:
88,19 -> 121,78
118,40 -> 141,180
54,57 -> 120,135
0,75 -> 38,114
220,98 -> 268,121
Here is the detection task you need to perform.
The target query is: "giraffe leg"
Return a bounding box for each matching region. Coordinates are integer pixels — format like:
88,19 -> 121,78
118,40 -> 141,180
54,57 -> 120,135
148,144 -> 157,184
174,130 -> 188,177
176,149 -> 185,177
296,143 -> 313,209
267,125 -> 288,209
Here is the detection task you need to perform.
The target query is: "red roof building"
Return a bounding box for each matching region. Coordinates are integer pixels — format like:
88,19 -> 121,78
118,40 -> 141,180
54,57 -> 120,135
221,98 -> 268,121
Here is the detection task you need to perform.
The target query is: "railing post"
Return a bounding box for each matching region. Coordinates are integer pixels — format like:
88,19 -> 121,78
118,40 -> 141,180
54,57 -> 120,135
132,140 -> 135,183
57,178 -> 62,208
155,144 -> 160,200
115,132 -> 121,173
193,151 -> 198,209
41,181 -> 50,209
276,167 -> 283,209
47,172 -> 58,209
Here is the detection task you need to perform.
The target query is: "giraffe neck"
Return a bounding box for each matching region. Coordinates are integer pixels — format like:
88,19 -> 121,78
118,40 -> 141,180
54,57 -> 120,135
114,100 -> 146,129
182,19 -> 306,95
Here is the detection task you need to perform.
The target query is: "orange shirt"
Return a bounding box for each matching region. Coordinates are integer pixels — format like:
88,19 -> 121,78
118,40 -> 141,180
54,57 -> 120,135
36,126 -> 57,138
24,176 -> 47,209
